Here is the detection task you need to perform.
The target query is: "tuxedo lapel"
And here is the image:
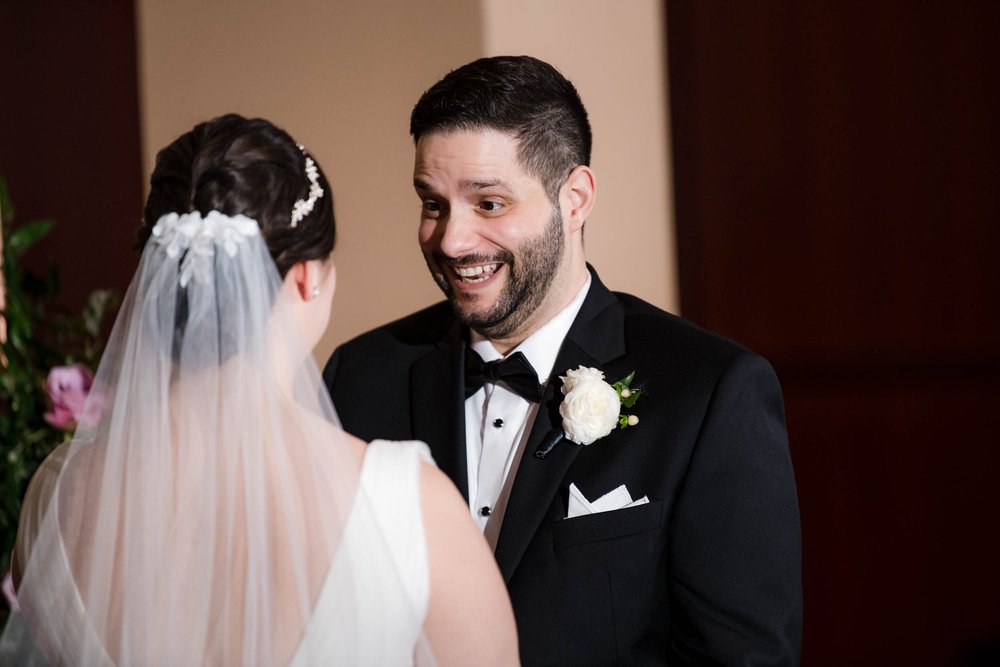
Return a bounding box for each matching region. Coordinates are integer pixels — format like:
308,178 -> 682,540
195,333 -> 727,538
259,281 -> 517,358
493,269 -> 626,580
410,322 -> 470,500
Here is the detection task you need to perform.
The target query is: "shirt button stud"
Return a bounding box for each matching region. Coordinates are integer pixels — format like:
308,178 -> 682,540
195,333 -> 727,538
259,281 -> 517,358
479,506 -> 492,516
493,418 -> 504,428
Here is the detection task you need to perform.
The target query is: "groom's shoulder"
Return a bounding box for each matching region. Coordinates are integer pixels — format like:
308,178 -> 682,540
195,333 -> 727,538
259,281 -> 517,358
324,302 -> 456,435
331,301 -> 455,367
610,289 -> 762,367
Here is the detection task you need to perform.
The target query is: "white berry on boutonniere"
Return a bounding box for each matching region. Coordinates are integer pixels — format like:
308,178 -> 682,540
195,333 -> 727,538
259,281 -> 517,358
558,366 -> 642,446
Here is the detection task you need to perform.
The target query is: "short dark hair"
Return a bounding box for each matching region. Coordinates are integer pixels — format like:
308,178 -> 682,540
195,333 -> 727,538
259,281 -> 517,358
410,55 -> 592,202
138,113 -> 335,278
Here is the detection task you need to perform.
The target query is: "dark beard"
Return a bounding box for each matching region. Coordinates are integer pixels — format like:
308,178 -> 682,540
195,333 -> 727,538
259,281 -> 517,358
427,209 -> 565,339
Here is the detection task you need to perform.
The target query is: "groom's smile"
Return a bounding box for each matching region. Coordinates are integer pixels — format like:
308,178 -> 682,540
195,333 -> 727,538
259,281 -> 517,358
453,261 -> 501,284
430,249 -> 515,315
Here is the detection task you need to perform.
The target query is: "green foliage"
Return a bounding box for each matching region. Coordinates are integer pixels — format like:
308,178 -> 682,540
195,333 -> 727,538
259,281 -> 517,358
613,370 -> 642,429
0,177 -> 119,602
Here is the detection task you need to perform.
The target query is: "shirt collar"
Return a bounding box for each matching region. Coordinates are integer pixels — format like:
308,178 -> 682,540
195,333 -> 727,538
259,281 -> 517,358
470,273 -> 592,386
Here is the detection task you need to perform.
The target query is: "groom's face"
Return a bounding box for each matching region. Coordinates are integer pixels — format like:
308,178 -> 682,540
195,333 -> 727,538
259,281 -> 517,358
414,129 -> 566,340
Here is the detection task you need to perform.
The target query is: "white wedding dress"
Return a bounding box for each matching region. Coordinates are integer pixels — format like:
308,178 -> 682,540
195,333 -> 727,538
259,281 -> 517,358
5,440 -> 432,666
289,439 -> 432,665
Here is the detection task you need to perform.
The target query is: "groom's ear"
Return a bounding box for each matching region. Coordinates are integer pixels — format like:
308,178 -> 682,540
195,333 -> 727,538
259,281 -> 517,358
561,165 -> 596,234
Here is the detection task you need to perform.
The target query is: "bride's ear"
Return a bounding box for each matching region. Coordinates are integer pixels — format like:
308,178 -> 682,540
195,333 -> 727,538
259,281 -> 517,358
286,259 -> 336,303
286,260 -> 316,302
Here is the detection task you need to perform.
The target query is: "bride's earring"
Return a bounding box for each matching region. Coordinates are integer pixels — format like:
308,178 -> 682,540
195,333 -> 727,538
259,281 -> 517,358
311,286 -> 320,300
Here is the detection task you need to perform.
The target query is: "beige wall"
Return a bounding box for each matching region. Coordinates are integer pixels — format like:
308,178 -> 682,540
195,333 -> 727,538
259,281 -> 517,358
483,0 -> 678,318
136,0 -> 676,365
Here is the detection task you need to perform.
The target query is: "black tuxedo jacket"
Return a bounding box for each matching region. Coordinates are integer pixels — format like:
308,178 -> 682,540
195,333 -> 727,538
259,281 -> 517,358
323,268 -> 802,666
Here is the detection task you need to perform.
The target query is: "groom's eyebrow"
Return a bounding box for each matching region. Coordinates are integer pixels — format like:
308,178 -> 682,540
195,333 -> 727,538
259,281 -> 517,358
461,178 -> 510,191
413,178 -> 512,193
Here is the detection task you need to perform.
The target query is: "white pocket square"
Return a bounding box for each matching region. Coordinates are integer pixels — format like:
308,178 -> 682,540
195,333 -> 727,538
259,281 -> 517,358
566,482 -> 649,519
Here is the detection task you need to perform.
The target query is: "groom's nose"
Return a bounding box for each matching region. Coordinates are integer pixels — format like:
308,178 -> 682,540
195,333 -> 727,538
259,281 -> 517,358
435,207 -> 482,258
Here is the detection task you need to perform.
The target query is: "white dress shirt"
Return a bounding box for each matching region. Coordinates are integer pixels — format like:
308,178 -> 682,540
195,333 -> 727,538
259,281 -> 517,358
465,275 -> 592,547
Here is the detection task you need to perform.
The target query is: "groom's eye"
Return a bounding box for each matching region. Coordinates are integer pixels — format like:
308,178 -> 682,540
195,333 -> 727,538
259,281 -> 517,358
422,200 -> 442,216
479,200 -> 504,213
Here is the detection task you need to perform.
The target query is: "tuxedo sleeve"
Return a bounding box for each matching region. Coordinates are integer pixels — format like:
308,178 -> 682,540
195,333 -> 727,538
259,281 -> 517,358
321,338 -> 422,442
321,346 -> 342,398
668,351 -> 802,666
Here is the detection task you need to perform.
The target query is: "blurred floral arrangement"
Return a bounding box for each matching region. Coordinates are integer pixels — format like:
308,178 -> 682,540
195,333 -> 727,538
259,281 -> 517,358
0,177 -> 119,619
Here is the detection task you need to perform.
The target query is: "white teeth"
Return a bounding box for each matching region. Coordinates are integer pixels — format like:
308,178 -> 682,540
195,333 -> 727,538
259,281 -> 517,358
454,263 -> 499,280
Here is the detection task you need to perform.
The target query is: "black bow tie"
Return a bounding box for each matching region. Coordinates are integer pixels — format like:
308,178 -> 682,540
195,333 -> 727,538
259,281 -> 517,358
464,349 -> 543,402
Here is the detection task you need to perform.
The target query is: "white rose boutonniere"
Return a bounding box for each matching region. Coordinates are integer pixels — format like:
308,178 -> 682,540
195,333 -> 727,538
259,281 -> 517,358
558,366 -> 642,446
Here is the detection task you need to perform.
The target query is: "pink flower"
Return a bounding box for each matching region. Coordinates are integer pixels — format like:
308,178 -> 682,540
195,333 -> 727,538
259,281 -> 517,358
2,570 -> 17,613
43,363 -> 94,430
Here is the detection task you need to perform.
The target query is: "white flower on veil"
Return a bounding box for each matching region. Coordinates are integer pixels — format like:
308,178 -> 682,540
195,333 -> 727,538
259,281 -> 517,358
151,211 -> 260,287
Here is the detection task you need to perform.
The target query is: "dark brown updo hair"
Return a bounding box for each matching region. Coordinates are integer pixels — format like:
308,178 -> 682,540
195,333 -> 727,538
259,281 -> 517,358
138,113 -> 335,276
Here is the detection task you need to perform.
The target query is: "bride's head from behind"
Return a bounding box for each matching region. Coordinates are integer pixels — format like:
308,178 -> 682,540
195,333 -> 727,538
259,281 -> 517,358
5,118 -> 359,667
137,113 -> 337,352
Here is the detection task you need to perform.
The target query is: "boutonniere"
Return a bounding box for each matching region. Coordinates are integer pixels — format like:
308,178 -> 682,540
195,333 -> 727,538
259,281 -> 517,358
535,366 -> 642,459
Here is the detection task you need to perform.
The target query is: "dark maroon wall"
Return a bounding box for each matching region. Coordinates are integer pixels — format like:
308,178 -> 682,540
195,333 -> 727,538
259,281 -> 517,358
667,2 -> 1000,665
1,0 -> 144,309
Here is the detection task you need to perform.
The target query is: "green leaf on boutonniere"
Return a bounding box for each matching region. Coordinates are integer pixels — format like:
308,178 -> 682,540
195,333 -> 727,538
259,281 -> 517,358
612,370 -> 641,408
612,371 -> 642,430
